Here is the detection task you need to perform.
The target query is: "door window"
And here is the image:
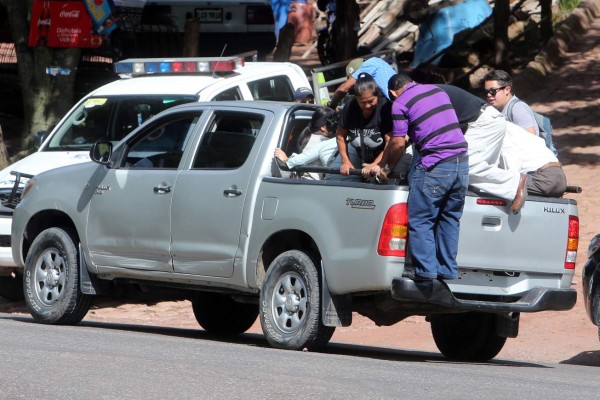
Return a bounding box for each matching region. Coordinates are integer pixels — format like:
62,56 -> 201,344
192,111 -> 264,169
247,76 -> 294,101
124,114 -> 200,169
212,87 -> 242,101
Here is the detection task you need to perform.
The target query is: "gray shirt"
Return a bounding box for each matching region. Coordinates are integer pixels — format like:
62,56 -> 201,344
503,95 -> 540,135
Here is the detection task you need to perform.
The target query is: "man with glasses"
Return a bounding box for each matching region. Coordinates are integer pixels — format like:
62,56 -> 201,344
484,70 -> 539,135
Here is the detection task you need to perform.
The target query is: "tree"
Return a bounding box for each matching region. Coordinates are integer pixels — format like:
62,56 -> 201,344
332,0 -> 359,62
0,0 -> 80,161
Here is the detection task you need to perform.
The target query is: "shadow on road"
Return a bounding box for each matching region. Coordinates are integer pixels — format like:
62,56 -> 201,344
2,313 -> 549,369
560,351 -> 600,367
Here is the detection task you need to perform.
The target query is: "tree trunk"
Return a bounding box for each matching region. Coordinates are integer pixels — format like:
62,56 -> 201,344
0,0 -> 80,157
272,22 -> 295,62
539,0 -> 553,40
333,0 -> 359,62
0,124 -> 10,169
183,17 -> 201,57
493,0 -> 510,68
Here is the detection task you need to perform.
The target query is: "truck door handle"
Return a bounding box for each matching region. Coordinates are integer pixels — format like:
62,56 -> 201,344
224,189 -> 242,197
153,185 -> 172,194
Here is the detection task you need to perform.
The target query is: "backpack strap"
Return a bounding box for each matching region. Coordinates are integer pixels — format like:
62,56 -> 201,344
505,98 -> 523,123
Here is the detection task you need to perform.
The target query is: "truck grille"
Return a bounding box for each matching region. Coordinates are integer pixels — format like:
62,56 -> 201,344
0,235 -> 11,247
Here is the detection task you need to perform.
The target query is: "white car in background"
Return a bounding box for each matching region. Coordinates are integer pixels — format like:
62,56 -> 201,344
115,0 -> 277,58
0,55 -> 310,299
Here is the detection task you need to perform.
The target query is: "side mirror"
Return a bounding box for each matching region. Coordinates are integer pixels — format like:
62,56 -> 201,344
90,140 -> 113,165
33,131 -> 49,149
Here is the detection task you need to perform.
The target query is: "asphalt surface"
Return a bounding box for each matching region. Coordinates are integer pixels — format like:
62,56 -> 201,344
1,314 -> 599,399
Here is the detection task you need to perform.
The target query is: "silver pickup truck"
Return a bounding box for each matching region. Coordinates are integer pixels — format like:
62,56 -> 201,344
11,101 -> 579,361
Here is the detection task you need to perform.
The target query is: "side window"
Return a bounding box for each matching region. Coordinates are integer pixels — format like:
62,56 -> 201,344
247,76 -> 294,101
193,112 -> 264,169
212,87 -> 243,101
125,114 -> 200,169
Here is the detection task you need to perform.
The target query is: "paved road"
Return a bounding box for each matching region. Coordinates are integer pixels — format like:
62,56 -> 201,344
1,314 -> 599,400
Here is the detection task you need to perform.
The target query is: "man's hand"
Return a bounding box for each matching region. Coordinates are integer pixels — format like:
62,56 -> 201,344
340,161 -> 354,176
361,162 -> 380,178
274,148 -> 288,162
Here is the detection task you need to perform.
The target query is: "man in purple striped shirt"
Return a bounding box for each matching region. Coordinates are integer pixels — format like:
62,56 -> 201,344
370,73 -> 469,282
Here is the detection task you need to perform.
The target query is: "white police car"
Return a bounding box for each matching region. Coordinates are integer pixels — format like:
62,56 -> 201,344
0,55 -> 310,298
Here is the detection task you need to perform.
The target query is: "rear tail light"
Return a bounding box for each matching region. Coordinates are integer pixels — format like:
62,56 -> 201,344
476,198 -> 507,206
565,215 -> 579,269
247,6 -> 275,25
378,204 -> 408,257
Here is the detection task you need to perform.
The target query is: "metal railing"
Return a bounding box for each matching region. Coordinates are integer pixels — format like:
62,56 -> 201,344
310,50 -> 397,105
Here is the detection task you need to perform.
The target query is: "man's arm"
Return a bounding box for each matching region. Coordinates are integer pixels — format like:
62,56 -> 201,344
335,126 -> 354,175
329,77 -> 356,110
380,136 -> 406,170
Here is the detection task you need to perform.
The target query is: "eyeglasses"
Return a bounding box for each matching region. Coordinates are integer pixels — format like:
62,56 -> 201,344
485,86 -> 507,96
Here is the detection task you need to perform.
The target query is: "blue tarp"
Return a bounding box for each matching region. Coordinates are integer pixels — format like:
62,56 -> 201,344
411,0 -> 493,68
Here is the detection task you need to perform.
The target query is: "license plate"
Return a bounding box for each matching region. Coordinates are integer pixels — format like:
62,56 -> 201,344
195,8 -> 222,23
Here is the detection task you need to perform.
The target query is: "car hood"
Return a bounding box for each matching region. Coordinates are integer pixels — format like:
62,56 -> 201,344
0,151 -> 91,189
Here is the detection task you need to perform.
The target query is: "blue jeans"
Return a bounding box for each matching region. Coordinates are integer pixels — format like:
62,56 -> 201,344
408,156 -> 469,279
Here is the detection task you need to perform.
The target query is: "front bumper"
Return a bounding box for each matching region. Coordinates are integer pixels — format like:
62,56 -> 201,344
391,277 -> 577,313
0,211 -> 15,267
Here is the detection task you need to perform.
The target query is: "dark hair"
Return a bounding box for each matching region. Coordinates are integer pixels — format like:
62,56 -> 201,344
484,70 -> 513,91
354,73 -> 380,97
294,107 -> 337,152
388,73 -> 413,91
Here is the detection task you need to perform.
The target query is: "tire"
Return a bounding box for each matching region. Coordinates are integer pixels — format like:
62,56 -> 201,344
0,273 -> 25,300
259,250 -> 335,351
430,312 -> 507,361
23,227 -> 92,325
191,292 -> 258,335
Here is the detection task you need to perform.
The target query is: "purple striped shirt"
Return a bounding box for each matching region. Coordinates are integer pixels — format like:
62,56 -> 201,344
392,82 -> 467,169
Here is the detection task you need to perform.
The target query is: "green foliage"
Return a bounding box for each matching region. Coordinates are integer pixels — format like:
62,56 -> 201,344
559,0 -> 580,13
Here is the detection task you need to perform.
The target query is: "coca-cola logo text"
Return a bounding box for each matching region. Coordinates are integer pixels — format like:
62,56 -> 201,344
59,10 -> 80,19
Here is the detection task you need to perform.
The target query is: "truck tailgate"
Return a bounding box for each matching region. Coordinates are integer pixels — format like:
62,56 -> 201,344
456,194 -> 577,276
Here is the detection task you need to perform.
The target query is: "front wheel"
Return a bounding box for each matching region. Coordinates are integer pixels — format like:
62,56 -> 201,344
430,312 -> 507,361
259,250 -> 334,351
23,227 -> 92,324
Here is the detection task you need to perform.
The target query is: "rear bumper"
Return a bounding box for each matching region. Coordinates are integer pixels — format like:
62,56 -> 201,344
391,277 -> 577,313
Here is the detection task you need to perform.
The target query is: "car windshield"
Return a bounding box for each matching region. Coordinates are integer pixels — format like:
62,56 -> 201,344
45,95 -> 198,151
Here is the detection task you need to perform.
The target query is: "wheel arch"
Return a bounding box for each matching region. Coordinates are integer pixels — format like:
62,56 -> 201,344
253,229 -> 350,327
255,229 -> 322,290
22,210 -> 79,264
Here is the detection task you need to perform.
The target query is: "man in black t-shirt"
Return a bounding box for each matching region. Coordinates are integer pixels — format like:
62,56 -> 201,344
437,84 -> 527,214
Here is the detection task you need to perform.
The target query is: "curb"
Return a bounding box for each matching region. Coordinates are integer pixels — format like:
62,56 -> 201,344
514,0 -> 600,92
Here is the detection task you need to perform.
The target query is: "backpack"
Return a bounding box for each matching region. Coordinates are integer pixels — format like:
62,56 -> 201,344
506,100 -> 559,157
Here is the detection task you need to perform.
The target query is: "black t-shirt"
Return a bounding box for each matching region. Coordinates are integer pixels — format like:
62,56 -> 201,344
436,84 -> 485,129
340,96 -> 392,163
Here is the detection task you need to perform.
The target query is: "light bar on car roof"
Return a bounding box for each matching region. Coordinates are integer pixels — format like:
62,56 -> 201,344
113,57 -> 245,77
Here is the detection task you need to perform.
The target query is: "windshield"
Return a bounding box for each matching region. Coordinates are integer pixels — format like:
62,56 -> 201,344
45,95 -> 198,151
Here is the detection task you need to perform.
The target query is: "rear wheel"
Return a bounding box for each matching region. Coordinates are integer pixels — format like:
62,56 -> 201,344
0,273 -> 24,300
259,250 -> 335,351
23,227 -> 92,324
430,312 -> 507,361
191,292 -> 258,335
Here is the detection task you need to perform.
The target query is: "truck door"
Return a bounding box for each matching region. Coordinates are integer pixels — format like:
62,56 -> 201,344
170,109 -> 269,277
86,112 -> 202,271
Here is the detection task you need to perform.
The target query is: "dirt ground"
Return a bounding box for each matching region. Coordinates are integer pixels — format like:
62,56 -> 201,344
2,4 -> 600,365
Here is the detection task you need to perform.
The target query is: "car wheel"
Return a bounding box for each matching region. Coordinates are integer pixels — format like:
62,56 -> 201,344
430,312 -> 507,361
259,249 -> 335,351
0,273 -> 24,300
191,292 -> 258,335
23,227 -> 92,324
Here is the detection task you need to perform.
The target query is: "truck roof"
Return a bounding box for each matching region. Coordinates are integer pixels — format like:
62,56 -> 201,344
92,61 -> 306,97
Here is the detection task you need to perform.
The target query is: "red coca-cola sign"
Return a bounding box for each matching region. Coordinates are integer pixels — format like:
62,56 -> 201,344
29,0 -> 103,48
